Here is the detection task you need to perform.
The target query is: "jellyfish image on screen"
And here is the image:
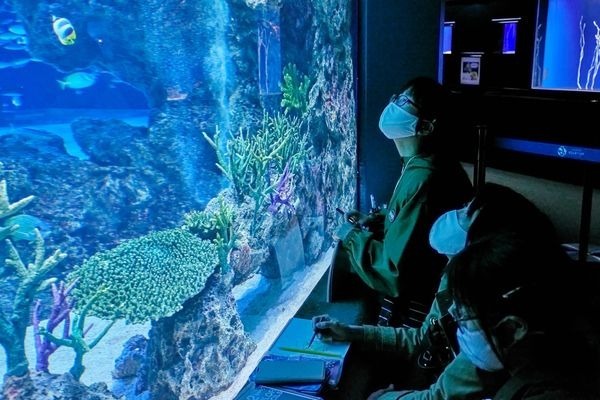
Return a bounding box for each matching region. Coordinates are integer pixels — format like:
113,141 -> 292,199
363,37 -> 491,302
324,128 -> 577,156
532,0 -> 600,92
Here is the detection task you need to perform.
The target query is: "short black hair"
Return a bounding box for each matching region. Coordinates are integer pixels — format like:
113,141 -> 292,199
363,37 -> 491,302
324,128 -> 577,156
402,76 -> 448,123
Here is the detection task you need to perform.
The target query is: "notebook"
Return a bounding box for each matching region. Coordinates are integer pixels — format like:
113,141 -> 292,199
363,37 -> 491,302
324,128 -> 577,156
266,317 -> 351,388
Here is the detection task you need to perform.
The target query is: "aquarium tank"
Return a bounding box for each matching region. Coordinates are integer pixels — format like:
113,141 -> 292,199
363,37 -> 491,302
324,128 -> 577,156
0,0 -> 356,398
532,0 -> 600,92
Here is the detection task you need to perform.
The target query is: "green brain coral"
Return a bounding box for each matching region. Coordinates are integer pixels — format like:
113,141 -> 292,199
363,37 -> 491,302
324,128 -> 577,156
68,228 -> 218,324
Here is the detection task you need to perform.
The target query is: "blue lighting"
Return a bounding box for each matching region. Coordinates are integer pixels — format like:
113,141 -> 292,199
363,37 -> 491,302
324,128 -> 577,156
503,22 -> 517,54
495,137 -> 600,163
443,24 -> 453,54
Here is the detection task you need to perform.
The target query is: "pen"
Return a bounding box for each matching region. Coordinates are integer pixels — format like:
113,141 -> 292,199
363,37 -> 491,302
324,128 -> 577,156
306,331 -> 317,348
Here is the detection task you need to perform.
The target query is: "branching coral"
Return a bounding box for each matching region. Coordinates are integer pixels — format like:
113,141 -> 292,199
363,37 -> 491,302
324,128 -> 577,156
68,228 -> 218,324
280,63 -> 311,115
1,229 -> 67,377
0,179 -> 35,241
182,193 -> 236,272
38,286 -> 116,381
203,111 -> 311,233
33,280 -> 76,373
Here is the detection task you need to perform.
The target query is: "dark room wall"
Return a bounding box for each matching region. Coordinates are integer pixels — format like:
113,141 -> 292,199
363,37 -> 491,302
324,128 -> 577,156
356,0 -> 443,210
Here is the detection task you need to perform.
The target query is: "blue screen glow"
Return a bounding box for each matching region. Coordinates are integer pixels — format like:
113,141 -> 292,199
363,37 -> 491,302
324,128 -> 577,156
502,22 -> 517,54
443,24 -> 453,54
532,0 -> 600,92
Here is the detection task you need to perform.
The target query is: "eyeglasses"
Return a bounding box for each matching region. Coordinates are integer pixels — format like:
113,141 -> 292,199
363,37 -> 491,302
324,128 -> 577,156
389,94 -> 420,111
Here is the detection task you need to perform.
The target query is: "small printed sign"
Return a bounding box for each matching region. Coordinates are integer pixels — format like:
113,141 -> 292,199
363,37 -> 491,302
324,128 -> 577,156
460,56 -> 481,85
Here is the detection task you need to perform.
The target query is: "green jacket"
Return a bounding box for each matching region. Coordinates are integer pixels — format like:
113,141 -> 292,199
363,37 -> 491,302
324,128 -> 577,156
378,353 -> 507,400
358,275 -> 507,400
343,154 -> 472,304
359,274 -> 448,357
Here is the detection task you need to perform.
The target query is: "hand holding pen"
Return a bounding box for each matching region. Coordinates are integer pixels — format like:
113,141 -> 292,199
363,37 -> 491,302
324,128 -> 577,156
311,314 -> 353,342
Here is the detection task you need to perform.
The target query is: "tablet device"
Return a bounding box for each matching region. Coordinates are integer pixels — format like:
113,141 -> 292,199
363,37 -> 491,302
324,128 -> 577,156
253,358 -> 327,385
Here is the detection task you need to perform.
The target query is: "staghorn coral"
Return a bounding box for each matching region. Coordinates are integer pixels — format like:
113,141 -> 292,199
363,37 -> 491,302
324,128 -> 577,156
68,228 -> 218,324
1,229 -> 67,377
32,281 -> 76,373
280,63 -> 311,115
202,111 -> 311,233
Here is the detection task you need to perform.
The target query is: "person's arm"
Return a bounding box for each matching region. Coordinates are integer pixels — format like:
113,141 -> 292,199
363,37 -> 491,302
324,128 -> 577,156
315,277 -> 446,357
342,176 -> 430,298
373,353 -> 507,400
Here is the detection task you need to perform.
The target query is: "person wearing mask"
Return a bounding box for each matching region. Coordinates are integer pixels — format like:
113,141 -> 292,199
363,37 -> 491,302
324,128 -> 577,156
317,183 -> 562,399
446,233 -> 600,399
336,76 -> 472,327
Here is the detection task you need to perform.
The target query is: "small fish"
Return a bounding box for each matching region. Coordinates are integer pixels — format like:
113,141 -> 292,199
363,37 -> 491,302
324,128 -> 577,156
52,15 -> 76,45
8,24 -> 26,36
1,92 -> 23,104
0,58 -> 31,68
3,214 -> 50,242
57,71 -> 96,90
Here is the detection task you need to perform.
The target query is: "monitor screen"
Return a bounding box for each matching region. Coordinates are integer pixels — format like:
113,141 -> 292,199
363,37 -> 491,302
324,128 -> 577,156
532,0 -> 600,92
502,21 -> 517,54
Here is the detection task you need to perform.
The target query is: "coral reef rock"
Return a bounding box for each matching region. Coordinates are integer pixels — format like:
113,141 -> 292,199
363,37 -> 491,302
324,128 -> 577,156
2,371 -> 116,400
143,273 -> 256,399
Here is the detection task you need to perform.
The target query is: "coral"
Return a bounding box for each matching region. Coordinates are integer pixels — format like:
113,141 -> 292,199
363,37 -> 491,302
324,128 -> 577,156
68,228 -> 218,324
32,280 -> 76,373
0,179 -> 35,241
202,111 -> 311,233
268,162 -> 295,214
0,229 -> 67,377
182,193 -> 237,272
280,63 -> 311,115
38,287 -> 116,381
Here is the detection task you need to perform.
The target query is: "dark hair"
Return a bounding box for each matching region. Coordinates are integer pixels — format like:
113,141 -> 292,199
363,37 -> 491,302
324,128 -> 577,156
448,233 -> 568,333
466,182 -> 559,247
401,76 -> 453,154
448,233 -> 600,380
402,76 -> 448,123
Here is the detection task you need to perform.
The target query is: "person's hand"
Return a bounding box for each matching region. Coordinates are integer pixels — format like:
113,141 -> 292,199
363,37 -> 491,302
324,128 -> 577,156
333,222 -> 357,241
346,209 -> 385,232
367,384 -> 395,400
312,314 -> 352,342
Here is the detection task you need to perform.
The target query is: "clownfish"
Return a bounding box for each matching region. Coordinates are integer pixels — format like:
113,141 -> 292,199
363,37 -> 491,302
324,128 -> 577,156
52,16 -> 76,45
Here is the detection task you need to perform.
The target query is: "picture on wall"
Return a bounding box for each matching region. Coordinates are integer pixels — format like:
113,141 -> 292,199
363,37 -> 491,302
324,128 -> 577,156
460,56 -> 481,85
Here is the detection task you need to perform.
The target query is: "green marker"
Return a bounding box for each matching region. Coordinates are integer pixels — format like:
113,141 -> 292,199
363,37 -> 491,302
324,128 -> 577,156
278,346 -> 341,358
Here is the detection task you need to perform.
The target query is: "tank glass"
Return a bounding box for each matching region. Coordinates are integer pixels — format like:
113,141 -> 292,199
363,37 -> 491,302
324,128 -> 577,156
532,0 -> 600,91
0,0 -> 356,398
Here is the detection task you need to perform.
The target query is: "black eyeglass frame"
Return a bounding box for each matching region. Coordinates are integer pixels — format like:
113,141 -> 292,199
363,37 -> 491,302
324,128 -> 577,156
389,93 -> 420,112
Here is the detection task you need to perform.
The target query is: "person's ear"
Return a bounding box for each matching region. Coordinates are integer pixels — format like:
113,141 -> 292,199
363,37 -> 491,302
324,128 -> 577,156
417,118 -> 435,136
493,315 -> 528,348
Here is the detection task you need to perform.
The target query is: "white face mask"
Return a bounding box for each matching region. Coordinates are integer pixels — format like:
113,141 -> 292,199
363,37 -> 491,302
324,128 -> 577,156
456,325 -> 504,372
429,209 -> 468,256
378,101 -> 419,139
